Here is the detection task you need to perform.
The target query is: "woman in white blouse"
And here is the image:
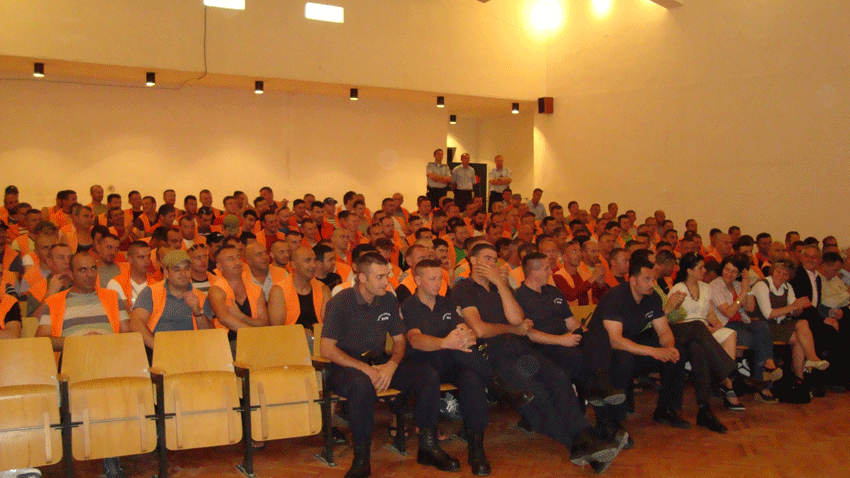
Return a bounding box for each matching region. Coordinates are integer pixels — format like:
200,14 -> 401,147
709,254 -> 783,403
669,253 -> 744,412
750,259 -> 827,385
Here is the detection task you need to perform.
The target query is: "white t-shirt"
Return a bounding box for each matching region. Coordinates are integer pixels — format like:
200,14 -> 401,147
107,277 -> 149,308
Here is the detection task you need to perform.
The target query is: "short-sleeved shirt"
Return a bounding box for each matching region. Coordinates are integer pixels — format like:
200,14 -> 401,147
39,291 -> 130,336
515,284 -> 573,336
318,272 -> 342,290
527,201 -> 547,220
401,294 -> 460,362
588,282 -> 664,340
133,281 -> 197,333
488,167 -> 511,193
452,278 -> 507,343
322,287 -> 404,358
98,263 -> 122,288
451,165 -> 476,191
426,162 -> 451,189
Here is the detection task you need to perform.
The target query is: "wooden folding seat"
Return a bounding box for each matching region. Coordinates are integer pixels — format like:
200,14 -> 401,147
571,304 -> 597,327
0,337 -> 63,471
151,329 -> 242,452
61,333 -> 157,462
234,325 -> 322,441
20,316 -> 40,339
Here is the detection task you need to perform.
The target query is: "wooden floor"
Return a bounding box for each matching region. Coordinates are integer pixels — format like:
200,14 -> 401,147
42,386 -> 850,478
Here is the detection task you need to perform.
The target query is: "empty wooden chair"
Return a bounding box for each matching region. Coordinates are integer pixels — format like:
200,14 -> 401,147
151,328 -> 242,451
61,333 -> 157,462
0,337 -> 63,471
235,325 -> 322,442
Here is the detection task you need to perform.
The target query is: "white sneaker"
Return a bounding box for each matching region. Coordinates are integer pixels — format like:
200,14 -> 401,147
0,469 -> 42,478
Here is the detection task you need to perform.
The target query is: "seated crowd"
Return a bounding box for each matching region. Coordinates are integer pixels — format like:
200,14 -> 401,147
0,180 -> 848,478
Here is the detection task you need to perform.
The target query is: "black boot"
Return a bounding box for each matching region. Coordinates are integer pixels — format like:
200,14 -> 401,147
487,375 -> 534,409
569,428 -> 621,466
417,428 -> 461,472
467,431 -> 491,476
586,369 -> 626,406
696,405 -> 727,434
345,443 -> 371,478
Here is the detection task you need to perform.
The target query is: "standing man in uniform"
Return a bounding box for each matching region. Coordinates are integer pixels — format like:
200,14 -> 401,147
321,252 -> 460,478
487,155 -> 511,213
426,149 -> 452,210
451,153 -> 476,213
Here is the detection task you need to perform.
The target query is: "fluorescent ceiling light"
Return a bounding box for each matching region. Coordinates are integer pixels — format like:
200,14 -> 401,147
203,0 -> 245,10
305,3 -> 344,23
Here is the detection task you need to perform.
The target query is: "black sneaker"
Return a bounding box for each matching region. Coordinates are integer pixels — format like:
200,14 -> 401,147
569,431 -> 620,466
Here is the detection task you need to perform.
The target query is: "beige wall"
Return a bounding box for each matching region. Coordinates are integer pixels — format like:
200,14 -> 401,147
536,0 -> 850,244
0,0 -> 546,100
0,80 -> 445,211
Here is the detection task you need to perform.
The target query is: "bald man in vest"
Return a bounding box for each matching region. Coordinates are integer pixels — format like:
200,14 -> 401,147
268,247 -> 330,332
243,241 -> 286,299
204,245 -> 269,352
130,250 -> 211,355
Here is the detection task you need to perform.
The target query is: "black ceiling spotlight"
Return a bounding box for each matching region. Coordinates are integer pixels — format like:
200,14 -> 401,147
512,102 -> 519,114
449,114 -> 457,124
255,80 -> 264,94
350,88 -> 358,101
33,62 -> 45,77
437,96 -> 445,108
146,72 -> 156,87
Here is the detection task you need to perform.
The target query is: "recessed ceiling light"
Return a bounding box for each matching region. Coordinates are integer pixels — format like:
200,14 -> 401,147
305,3 -> 344,23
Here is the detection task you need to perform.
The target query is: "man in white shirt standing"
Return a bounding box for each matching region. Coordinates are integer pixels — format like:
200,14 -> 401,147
527,189 -> 546,221
487,155 -> 512,213
451,153 -> 476,213
426,149 -> 452,210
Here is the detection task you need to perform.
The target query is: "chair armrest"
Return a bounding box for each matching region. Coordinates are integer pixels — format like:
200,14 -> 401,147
233,361 -> 250,377
149,367 -> 167,377
311,356 -> 330,371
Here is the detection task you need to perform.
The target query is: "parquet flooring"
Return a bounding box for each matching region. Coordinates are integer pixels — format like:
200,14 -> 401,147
42,386 -> 850,478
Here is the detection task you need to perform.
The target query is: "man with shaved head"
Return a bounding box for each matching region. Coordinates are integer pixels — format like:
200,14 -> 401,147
244,241 -> 286,299
268,247 -> 330,332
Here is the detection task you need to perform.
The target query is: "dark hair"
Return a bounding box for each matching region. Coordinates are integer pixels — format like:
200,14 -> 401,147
628,254 -> 655,277
313,244 -> 334,262
521,251 -> 548,276
756,232 -> 771,242
719,253 -> 751,279
655,249 -> 677,266
432,238 -> 449,250
351,244 -> 378,265
356,251 -> 388,274
242,209 -> 258,220
674,252 -> 704,284
414,258 -> 443,277
157,204 -> 176,216
728,226 -> 741,234
469,242 -> 497,258
629,248 -> 654,265
414,227 -> 432,239
732,235 -> 755,251
822,252 -> 843,265
709,228 -> 722,237
494,237 -> 512,252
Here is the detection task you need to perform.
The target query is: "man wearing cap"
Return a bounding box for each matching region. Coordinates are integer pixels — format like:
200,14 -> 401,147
322,197 -> 339,228
129,249 -> 211,352
220,214 -> 241,239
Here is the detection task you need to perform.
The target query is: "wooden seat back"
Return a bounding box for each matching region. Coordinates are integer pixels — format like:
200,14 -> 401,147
21,316 -> 39,338
572,304 -> 597,326
236,325 -> 322,441
0,337 -> 62,470
152,329 -> 242,450
62,333 -> 157,460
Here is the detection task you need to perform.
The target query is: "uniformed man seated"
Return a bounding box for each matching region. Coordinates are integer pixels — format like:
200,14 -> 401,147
321,252 -> 460,478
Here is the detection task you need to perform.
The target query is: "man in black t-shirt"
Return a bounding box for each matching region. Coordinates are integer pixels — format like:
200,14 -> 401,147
453,243 -> 624,473
402,258 -> 495,476
313,244 -> 342,290
515,253 -> 624,412
585,254 -> 688,441
321,253 -> 459,478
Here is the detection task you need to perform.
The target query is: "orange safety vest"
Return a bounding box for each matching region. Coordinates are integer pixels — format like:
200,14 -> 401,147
13,234 -> 34,255
46,288 -> 121,337
277,276 -> 325,325
145,280 -> 206,331
111,267 -> 157,310
0,293 -> 17,330
210,276 -> 263,329
138,214 -> 158,234
399,271 -> 449,297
